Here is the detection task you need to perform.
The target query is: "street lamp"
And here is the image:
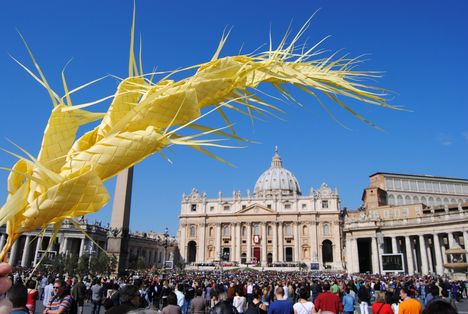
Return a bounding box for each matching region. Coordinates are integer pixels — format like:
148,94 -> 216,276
163,227 -> 169,267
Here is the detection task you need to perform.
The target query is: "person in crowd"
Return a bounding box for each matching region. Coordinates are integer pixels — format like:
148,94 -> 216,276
106,285 -> 140,314
233,286 -> 247,314
210,300 -> 239,314
43,279 -> 73,314
190,288 -> 206,314
372,291 -> 393,314
25,279 -> 38,314
71,277 -> 86,314
246,287 -> 268,314
43,277 -> 54,309
268,287 -> 293,314
40,275 -> 49,300
162,292 -> 182,314
422,299 -> 457,314
358,282 -> 371,314
91,279 -> 104,314
293,287 -> 314,314
342,288 -> 355,314
174,283 -> 185,309
314,283 -> 342,314
398,287 -> 422,314
8,283 -> 30,314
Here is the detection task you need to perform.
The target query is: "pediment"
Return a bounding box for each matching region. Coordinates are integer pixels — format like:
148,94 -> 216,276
235,203 -> 275,215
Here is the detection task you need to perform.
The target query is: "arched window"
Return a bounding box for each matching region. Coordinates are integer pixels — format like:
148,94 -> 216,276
405,195 -> 411,205
397,195 -> 403,205
323,224 -> 330,236
428,197 -> 434,206
302,246 -> 310,259
302,225 -> 308,236
435,197 -> 442,206
189,225 -> 196,237
223,225 -> 230,237
413,196 -> 419,204
322,240 -> 333,263
209,227 -> 214,237
388,194 -> 395,205
421,196 -> 427,205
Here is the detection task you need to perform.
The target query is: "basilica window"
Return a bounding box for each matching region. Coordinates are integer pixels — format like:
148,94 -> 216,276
209,206 -> 214,211
285,224 -> 293,237
301,204 -> 307,210
323,224 -> 330,236
223,225 -> 231,237
189,225 -> 196,237
267,204 -> 272,209
302,225 -> 308,236
209,227 -> 214,237
253,224 -> 260,236
224,205 -> 230,211
242,226 -> 246,237
191,204 -> 197,211
284,203 -> 291,210
322,200 -> 329,209
267,225 -> 272,236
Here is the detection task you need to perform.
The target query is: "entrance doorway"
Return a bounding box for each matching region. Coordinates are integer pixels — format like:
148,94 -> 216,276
187,241 -> 197,263
253,247 -> 260,263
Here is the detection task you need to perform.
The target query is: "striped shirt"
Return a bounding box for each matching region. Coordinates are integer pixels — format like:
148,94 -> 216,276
46,294 -> 72,313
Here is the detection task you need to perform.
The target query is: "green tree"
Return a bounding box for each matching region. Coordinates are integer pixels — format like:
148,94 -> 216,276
64,254 -> 78,275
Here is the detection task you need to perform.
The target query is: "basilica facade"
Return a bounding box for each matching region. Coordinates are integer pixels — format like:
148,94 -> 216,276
177,149 -> 343,269
178,150 -> 468,274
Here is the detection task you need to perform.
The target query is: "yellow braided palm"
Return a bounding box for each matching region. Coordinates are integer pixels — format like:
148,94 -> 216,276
0,14 -> 396,261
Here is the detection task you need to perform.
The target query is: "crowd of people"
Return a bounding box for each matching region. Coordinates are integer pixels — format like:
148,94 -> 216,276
1,264 -> 467,314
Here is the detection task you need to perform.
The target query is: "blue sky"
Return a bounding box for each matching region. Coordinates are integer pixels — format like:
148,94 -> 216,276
0,1 -> 467,236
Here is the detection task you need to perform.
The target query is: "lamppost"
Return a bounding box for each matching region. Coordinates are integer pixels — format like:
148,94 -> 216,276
163,227 -> 169,268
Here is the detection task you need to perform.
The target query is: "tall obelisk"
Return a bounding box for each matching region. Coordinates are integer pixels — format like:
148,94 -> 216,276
107,167 -> 133,274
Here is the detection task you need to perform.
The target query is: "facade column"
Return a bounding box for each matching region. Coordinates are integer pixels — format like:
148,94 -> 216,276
418,235 -> 429,274
59,237 -> 68,255
79,238 -> 85,257
345,238 -> 353,273
21,236 -> 32,267
272,223 -> 278,263
278,223 -> 284,262
293,222 -> 299,262
179,224 -> 186,262
463,230 -> 468,262
215,224 -> 221,261
310,221 -> 318,262
0,234 -> 6,252
235,223 -> 241,262
199,223 -> 206,262
246,223 -> 252,263
405,236 -> 414,274
10,239 -> 19,266
433,233 -> 444,274
231,223 -> 236,262
261,223 -> 267,266
391,237 -> 398,253
371,237 -> 379,274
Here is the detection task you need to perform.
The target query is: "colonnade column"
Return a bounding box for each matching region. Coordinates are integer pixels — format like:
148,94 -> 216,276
351,238 -> 359,273
418,235 -> 429,274
59,237 -> 68,255
33,237 -> 42,267
345,238 -> 353,273
10,239 -> 19,266
261,223 -> 267,266
433,233 -> 444,274
371,237 -> 379,274
405,236 -> 414,275
426,236 -> 434,273
391,237 -> 398,253
21,235 -> 32,267
231,223 -> 236,262
272,223 -> 278,263
278,223 -> 283,262
0,234 -> 6,252
79,238 -> 85,257
463,230 -> 468,262
246,223 -> 252,263
448,232 -> 454,248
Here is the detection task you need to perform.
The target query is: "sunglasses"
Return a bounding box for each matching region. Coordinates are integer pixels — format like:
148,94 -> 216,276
53,286 -> 62,290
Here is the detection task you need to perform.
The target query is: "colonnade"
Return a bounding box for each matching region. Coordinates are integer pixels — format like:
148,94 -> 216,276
347,229 -> 468,274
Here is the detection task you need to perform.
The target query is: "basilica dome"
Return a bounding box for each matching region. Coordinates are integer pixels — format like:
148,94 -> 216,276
253,148 -> 301,196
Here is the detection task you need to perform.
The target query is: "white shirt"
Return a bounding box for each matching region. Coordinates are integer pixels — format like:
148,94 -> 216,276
233,296 -> 247,313
293,301 -> 314,314
247,284 -> 253,294
43,283 -> 53,306
175,289 -> 185,308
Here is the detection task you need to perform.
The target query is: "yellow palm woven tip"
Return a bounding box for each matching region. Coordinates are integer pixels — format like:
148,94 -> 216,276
0,12 -> 397,262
